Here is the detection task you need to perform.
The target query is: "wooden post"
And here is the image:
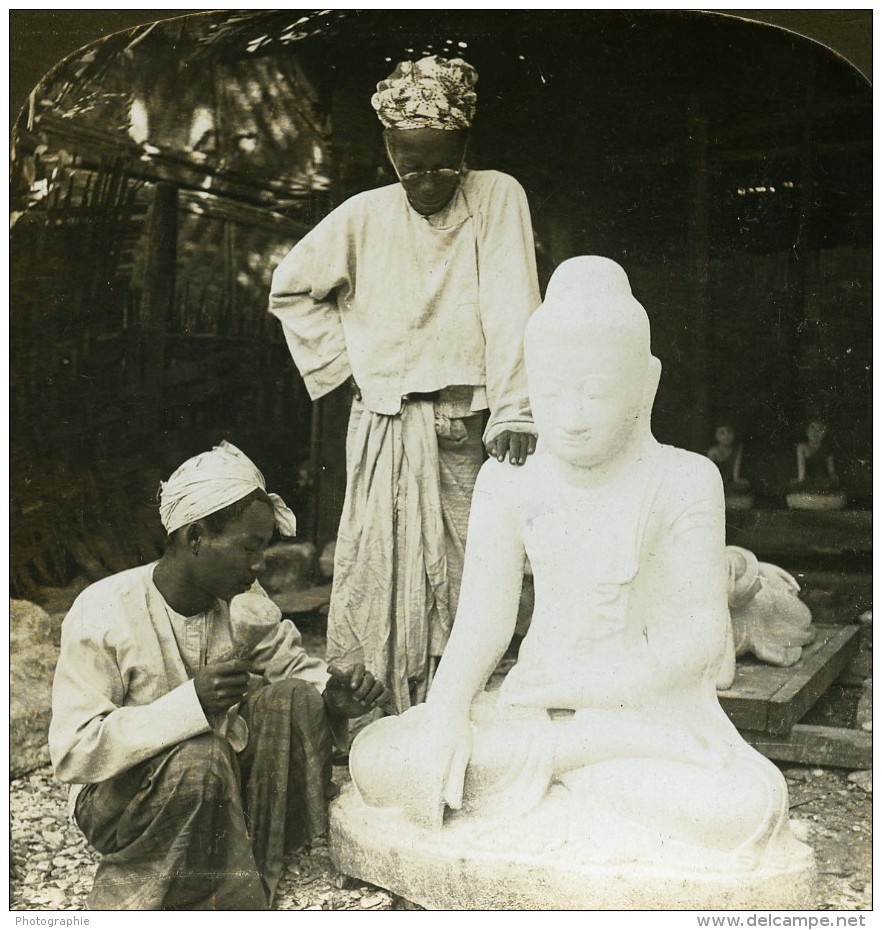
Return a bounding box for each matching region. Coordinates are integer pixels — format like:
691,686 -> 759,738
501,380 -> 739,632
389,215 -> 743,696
139,182 -> 178,405
786,54 -> 818,426
686,106 -> 711,451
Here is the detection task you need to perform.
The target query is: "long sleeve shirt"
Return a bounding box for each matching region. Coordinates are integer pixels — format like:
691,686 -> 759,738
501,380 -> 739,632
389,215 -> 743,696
269,169 -> 541,443
49,563 -> 333,801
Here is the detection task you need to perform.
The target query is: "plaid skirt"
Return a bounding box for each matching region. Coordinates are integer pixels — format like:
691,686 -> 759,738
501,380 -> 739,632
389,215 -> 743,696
327,400 -> 483,715
75,678 -> 334,910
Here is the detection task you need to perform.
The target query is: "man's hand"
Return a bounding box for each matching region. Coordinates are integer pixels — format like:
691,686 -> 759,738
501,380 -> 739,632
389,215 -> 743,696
193,659 -> 252,714
485,430 -> 537,466
324,664 -> 389,719
346,376 -> 362,401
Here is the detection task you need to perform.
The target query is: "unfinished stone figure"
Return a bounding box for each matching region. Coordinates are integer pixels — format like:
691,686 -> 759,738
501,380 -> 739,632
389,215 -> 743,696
725,546 -> 815,668
331,256 -> 815,909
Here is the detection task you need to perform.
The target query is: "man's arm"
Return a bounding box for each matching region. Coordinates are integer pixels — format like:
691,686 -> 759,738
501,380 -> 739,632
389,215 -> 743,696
474,174 -> 541,450
237,587 -> 331,690
268,209 -> 354,400
49,606 -> 211,784
237,587 -> 387,736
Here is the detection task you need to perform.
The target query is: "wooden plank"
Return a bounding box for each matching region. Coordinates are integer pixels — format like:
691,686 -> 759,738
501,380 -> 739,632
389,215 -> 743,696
769,626 -> 861,734
717,624 -> 861,735
717,670 -> 773,733
744,724 -> 871,770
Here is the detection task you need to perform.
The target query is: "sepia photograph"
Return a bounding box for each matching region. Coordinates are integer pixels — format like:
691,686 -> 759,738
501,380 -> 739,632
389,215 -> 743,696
9,8 -> 871,915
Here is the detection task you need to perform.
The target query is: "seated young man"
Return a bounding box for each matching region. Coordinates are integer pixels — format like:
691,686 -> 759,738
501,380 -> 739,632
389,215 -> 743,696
49,442 -> 387,910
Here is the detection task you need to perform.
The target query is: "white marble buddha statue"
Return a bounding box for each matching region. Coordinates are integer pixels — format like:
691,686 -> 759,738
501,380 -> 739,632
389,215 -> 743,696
337,257 -> 814,907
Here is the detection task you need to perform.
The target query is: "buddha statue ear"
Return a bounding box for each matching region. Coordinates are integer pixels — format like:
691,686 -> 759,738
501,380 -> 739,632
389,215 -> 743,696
641,356 -> 662,417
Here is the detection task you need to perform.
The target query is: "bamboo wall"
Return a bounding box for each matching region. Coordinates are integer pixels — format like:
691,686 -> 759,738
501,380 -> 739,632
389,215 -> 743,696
10,164 -> 314,595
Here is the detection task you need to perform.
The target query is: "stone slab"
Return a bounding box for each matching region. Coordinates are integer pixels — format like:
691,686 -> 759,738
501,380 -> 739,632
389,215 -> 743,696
329,783 -> 817,910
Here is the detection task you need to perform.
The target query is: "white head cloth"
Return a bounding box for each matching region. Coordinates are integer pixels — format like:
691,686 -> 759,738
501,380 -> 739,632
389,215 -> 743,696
158,441 -> 297,537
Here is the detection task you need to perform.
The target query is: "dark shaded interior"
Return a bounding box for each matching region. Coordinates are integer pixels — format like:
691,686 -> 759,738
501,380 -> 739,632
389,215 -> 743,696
10,10 -> 871,595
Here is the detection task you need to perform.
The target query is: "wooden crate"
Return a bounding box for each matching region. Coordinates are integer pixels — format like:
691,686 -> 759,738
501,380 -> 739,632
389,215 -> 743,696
717,624 -> 861,736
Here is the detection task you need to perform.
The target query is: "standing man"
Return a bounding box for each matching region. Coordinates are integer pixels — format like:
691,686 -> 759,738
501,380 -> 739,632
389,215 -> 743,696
269,55 -> 540,716
50,442 -> 388,909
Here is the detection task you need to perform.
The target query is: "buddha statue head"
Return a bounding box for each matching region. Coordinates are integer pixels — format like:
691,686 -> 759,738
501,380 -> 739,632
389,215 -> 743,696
525,256 -> 661,470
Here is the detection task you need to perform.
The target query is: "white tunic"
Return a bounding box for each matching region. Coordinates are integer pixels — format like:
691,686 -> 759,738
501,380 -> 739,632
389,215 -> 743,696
269,169 -> 540,442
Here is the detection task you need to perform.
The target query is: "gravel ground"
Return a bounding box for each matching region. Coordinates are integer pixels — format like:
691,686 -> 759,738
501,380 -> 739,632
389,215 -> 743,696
11,605 -> 871,912
9,764 -> 398,911
9,760 -> 871,911
9,606 -> 400,912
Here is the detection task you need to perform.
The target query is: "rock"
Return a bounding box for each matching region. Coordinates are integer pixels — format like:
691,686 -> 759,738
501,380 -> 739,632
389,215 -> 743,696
260,540 -> 318,598
360,893 -> 388,908
10,600 -> 60,778
318,541 -> 336,579
847,770 -> 871,794
856,677 -> 872,731
789,819 -> 813,842
35,888 -> 67,909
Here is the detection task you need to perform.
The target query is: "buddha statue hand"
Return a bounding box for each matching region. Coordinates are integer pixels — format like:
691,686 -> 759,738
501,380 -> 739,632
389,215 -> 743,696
350,704 -> 473,830
405,708 -> 473,828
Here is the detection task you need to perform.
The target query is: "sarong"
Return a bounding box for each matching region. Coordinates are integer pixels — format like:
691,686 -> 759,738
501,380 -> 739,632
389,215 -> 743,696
326,398 -> 483,714
75,679 -> 333,910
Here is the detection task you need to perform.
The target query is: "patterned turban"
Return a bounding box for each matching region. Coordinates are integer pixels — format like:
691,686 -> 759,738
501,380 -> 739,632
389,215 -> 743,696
158,441 -> 298,537
371,55 -> 478,130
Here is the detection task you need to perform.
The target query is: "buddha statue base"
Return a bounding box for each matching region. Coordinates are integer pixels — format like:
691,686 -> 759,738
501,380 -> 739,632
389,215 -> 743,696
330,781 -> 816,910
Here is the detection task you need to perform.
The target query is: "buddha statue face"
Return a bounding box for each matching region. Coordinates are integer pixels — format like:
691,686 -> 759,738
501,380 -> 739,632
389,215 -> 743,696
529,333 -> 650,469
526,256 -> 659,470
